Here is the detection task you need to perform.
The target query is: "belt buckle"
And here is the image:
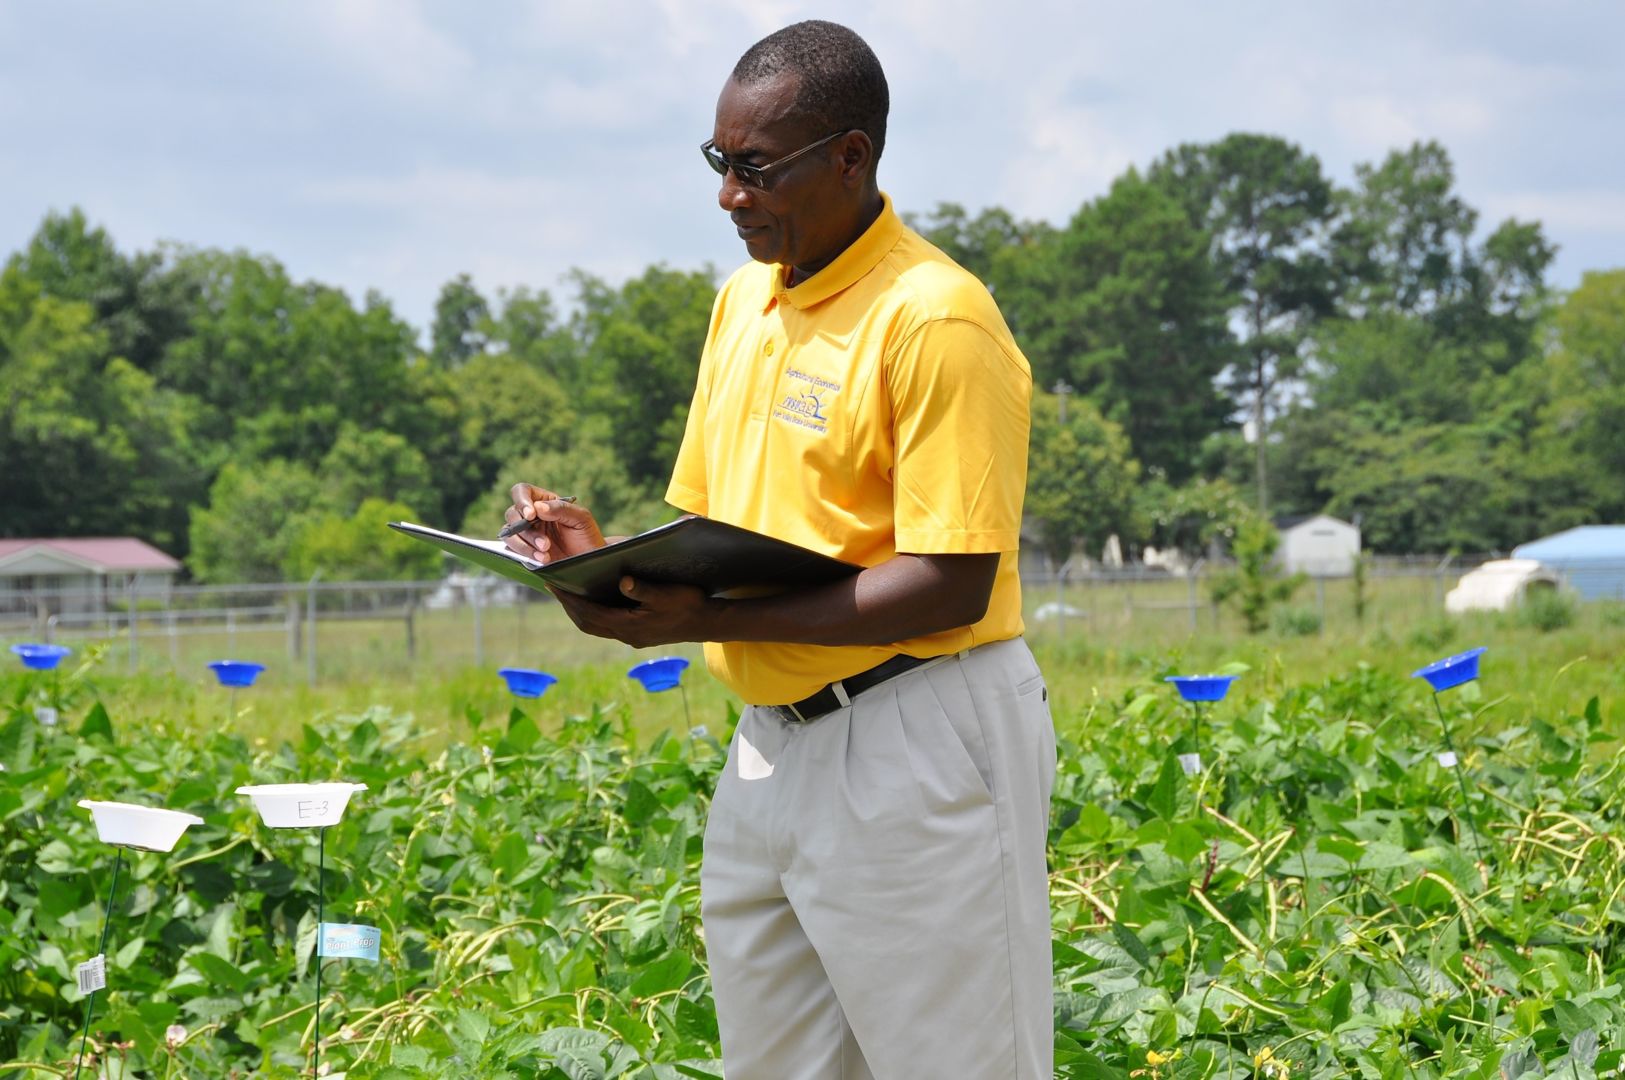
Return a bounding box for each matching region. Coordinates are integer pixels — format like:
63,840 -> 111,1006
777,701 -> 809,725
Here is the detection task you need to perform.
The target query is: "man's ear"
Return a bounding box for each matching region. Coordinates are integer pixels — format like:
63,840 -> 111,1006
839,131 -> 874,187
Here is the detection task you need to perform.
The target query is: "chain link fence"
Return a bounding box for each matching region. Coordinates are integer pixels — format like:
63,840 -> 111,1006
2,556 -> 1619,684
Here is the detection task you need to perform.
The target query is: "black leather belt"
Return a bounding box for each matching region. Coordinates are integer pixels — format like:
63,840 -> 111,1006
763,653 -> 933,725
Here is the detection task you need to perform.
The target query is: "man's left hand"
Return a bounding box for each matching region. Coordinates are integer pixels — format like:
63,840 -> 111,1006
553,577 -> 714,648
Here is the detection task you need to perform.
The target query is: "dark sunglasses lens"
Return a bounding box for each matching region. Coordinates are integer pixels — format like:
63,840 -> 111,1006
701,144 -> 728,176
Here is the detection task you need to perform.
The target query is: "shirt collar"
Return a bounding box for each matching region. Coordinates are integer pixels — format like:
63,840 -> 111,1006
773,192 -> 903,311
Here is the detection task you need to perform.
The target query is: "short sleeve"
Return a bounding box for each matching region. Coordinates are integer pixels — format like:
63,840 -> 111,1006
886,317 -> 1031,554
665,292 -> 724,516
665,367 -> 710,516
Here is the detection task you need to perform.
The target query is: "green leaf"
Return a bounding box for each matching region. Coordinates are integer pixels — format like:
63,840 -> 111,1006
1552,999 -> 1591,1038
454,1008 -> 492,1049
186,952 -> 251,992
1108,921 -> 1152,969
505,713 -> 542,753
1147,753 -> 1181,821
629,950 -> 692,997
114,936 -> 144,969
493,832 -> 529,880
80,701 -> 114,741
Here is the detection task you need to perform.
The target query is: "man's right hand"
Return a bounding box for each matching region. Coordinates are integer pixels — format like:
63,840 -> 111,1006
504,483 -> 608,564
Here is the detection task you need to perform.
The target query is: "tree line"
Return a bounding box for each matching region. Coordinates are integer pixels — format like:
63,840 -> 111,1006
2,134 -> 1620,583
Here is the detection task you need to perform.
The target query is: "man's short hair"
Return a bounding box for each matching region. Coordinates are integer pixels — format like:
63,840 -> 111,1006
732,20 -> 889,166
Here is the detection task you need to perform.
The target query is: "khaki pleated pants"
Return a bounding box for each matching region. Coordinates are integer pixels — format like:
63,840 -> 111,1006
701,637 -> 1057,1079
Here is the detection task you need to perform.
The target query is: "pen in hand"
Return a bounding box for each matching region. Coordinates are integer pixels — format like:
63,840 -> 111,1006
499,496 -> 577,539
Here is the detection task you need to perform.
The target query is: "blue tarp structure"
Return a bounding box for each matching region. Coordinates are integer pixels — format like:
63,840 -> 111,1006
1513,526 -> 1625,601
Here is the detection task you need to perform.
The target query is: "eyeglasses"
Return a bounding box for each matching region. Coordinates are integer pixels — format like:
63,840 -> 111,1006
700,130 -> 852,190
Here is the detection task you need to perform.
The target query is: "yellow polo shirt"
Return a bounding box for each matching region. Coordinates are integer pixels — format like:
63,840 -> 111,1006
666,193 -> 1031,705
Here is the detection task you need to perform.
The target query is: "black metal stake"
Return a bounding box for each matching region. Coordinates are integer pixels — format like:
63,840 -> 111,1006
1431,692 -> 1484,861
679,684 -> 693,733
74,846 -> 125,1080
314,826 -> 326,1079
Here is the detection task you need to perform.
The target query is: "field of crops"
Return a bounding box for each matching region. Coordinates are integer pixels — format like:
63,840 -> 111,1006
3,635 -> 1622,1078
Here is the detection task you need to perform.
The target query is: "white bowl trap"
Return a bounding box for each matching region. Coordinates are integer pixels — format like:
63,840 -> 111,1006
77,800 -> 204,853
235,783 -> 367,828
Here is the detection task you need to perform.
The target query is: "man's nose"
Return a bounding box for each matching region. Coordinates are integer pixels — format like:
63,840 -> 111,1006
718,170 -> 754,212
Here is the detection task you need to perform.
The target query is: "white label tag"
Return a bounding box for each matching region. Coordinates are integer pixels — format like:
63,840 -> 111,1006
77,954 -> 107,994
1437,751 -> 1458,768
36,707 -> 58,727
1177,753 -> 1203,776
691,725 -> 709,739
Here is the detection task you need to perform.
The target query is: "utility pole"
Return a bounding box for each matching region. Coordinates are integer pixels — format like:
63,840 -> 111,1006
1052,379 -> 1073,425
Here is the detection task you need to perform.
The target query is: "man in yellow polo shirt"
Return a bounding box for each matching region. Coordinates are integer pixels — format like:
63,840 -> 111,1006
504,20 -> 1055,1079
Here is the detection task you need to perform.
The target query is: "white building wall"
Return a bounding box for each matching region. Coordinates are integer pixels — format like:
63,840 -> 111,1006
1279,516 -> 1361,577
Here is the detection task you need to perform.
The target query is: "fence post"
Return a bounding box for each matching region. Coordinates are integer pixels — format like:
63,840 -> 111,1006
1187,559 -> 1203,634
306,572 -> 322,688
168,609 -> 179,670
126,577 -> 139,675
287,597 -> 300,660
472,577 -> 485,669
404,597 -> 416,662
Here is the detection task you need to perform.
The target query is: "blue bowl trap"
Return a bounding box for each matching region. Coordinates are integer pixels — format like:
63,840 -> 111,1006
498,668 -> 557,698
1410,647 -> 1486,692
11,643 -> 71,671
628,657 -> 690,693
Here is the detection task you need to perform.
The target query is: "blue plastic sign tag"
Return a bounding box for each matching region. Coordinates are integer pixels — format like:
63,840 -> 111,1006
317,923 -> 381,961
35,707 -> 58,727
1437,751 -> 1458,768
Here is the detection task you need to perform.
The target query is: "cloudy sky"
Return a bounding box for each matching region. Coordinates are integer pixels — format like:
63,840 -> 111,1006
2,1 -> 1619,337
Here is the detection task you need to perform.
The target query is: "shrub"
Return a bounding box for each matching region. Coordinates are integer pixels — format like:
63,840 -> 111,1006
1271,605 -> 1323,637
1208,518 -> 1305,634
1406,616 -> 1458,652
1518,588 -> 1577,632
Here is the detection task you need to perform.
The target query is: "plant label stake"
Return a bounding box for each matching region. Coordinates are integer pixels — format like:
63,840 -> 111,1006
1411,647 -> 1487,862
237,783 -> 365,1079
73,801 -> 203,1080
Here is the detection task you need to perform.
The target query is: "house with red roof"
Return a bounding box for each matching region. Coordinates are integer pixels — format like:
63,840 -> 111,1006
0,538 -> 181,616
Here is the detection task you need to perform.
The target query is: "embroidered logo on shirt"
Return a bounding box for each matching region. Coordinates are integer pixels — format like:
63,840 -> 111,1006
773,367 -> 842,435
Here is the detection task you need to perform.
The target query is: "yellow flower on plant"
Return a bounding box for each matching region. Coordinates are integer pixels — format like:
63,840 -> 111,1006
1148,1050 -> 1173,1066
1254,1046 -> 1291,1079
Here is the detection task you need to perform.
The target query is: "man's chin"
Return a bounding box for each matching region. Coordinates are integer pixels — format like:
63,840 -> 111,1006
738,230 -> 781,264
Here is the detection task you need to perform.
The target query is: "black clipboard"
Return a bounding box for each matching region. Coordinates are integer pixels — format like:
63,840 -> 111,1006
389,518 -> 861,606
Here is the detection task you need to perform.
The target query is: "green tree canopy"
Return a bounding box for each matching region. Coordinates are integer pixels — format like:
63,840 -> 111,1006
0,270 -> 202,550
430,272 -> 491,369
997,170 -> 1236,481
1025,392 -> 1143,568
285,498 -> 442,582
1152,133 -> 1337,510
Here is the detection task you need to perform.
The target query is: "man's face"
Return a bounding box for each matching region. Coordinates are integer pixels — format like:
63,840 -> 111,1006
711,73 -> 850,272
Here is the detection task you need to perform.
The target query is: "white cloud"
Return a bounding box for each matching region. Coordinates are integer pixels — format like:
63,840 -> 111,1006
2,0 -> 1621,333
300,0 -> 475,100
1484,191 -> 1625,235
